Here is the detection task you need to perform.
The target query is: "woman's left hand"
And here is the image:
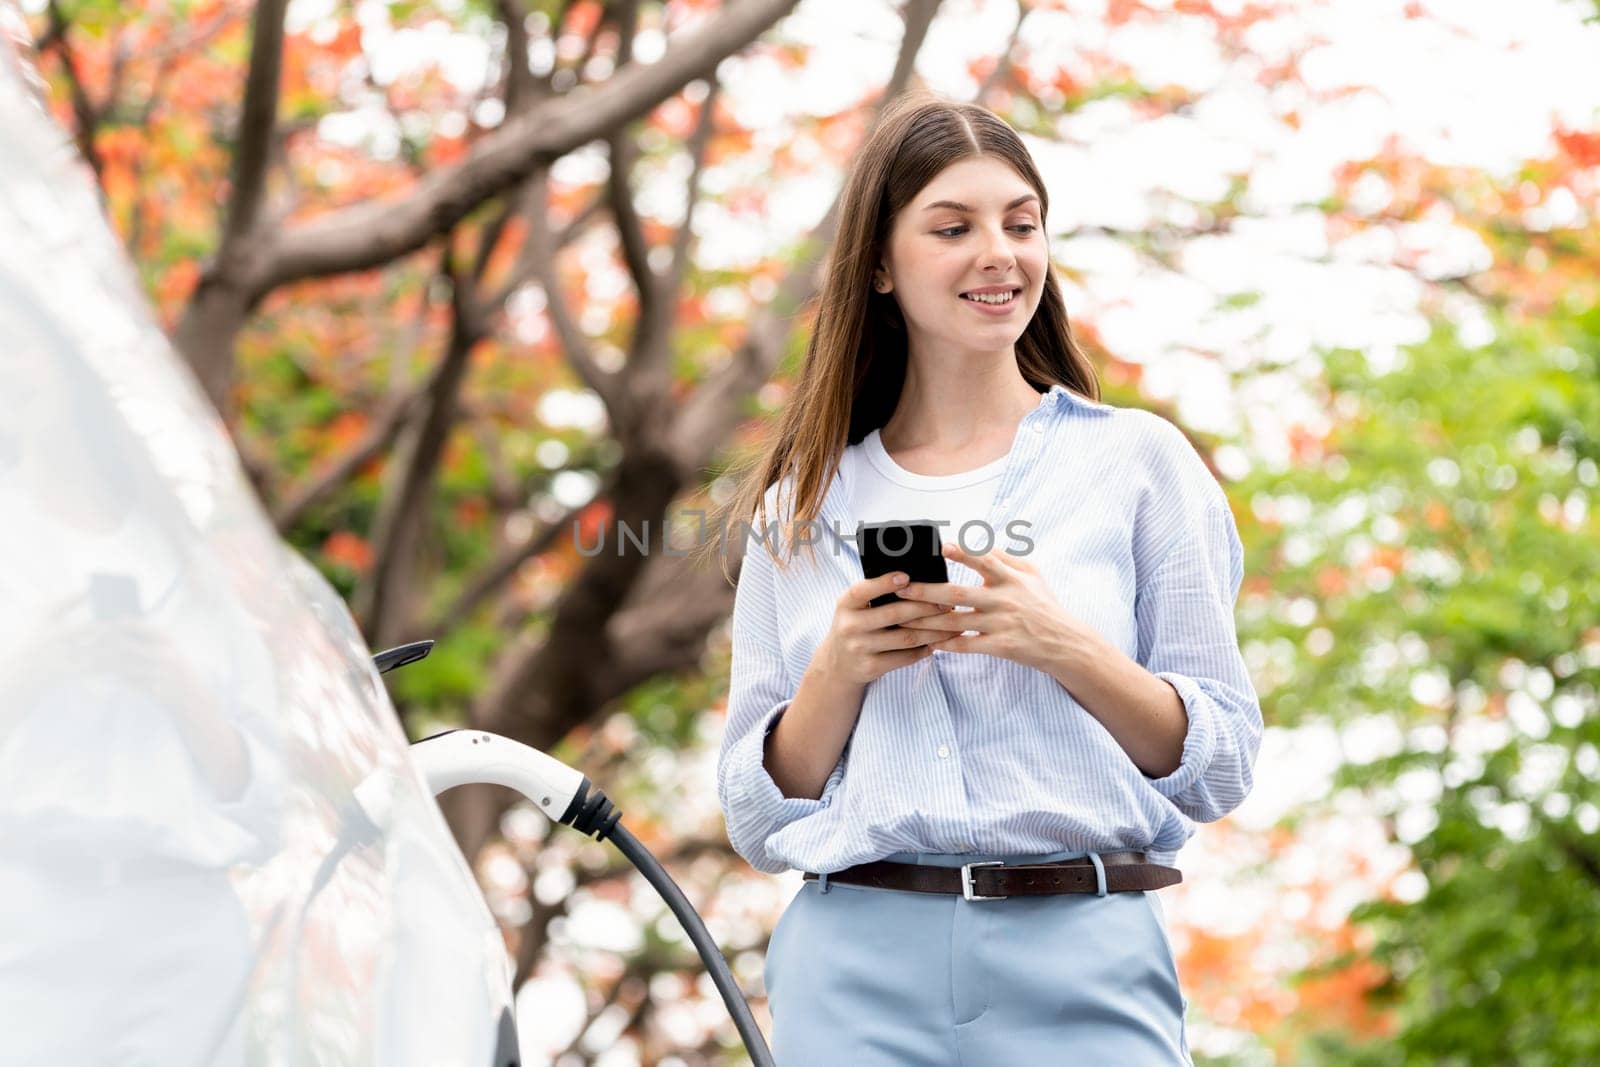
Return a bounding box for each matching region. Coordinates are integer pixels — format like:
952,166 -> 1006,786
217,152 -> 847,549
895,541 -> 1090,673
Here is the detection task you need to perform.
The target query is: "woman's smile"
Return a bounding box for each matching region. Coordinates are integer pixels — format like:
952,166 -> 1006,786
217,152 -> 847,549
960,288 -> 1021,316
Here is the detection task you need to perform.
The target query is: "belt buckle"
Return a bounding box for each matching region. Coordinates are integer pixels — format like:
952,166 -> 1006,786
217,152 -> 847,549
960,860 -> 1005,901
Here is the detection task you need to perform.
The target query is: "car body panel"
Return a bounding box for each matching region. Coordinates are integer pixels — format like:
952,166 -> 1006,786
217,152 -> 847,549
0,21 -> 515,1066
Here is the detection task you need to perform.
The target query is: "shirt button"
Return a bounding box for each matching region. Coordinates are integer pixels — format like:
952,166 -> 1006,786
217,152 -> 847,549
1031,423 -> 1044,434
958,841 -> 974,851
937,744 -> 951,759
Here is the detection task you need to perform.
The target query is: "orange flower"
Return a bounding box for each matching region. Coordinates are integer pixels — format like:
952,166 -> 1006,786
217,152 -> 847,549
323,530 -> 374,573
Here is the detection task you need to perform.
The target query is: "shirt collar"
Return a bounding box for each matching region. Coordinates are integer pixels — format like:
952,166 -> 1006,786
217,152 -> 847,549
1043,381 -> 1115,416
816,381 -> 1113,539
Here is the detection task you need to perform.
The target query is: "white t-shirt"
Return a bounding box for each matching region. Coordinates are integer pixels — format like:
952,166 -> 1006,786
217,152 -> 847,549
842,426 -> 1012,546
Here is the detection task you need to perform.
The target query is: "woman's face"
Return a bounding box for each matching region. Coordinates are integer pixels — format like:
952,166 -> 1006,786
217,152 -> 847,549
874,156 -> 1048,362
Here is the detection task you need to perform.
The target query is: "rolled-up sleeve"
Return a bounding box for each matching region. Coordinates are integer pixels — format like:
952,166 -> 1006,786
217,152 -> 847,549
1134,499 -> 1263,823
716,532 -> 846,874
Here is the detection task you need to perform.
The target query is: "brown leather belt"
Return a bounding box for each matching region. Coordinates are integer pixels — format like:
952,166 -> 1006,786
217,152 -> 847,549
801,851 -> 1181,900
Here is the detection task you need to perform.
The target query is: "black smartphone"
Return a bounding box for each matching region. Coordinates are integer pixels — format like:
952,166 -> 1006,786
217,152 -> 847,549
858,521 -> 950,610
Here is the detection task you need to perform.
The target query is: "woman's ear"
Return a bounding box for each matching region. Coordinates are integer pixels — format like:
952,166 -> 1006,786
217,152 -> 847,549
873,266 -> 892,293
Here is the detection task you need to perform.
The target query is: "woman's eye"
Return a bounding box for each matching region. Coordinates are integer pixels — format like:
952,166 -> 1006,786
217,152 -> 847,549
935,225 -> 1037,237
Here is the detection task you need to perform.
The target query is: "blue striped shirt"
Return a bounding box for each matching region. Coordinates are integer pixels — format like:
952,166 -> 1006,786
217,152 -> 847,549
716,383 -> 1263,874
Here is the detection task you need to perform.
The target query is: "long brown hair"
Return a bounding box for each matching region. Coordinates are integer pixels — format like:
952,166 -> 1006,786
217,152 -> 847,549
702,90 -> 1101,583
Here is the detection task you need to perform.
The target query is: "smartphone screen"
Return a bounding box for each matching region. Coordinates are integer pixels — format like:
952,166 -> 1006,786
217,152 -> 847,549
858,521 -> 950,610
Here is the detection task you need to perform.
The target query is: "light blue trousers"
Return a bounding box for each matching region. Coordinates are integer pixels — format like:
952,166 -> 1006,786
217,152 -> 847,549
763,848 -> 1192,1065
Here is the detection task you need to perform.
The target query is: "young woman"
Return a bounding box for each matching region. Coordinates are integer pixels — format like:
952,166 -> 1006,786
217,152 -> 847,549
711,90 -> 1262,1065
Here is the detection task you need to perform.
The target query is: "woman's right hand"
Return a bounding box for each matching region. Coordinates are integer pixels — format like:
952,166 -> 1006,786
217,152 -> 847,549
816,571 -> 959,686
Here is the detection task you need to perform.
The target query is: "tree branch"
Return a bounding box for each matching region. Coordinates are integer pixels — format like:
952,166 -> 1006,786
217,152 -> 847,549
497,0 -> 538,114
604,0 -> 660,329
42,0 -> 105,179
469,418 -> 523,511
254,0 -> 800,293
355,252 -> 485,646
665,78 -> 721,298
605,579 -> 738,692
666,0 -> 942,475
417,477 -> 607,642
483,181 -> 607,309
569,0 -> 615,86
1556,832 -> 1600,890
515,169 -> 626,426
221,0 -> 290,248
975,0 -> 1030,105
275,171 -> 609,537
270,384 -> 430,532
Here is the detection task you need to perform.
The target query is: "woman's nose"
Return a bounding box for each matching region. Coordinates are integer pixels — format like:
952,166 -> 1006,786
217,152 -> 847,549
976,230 -> 1015,268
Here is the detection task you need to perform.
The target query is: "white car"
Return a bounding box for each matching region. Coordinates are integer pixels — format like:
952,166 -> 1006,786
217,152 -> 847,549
0,31 -> 519,1067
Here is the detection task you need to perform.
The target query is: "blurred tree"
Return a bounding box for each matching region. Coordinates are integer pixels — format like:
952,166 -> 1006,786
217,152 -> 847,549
1232,296 -> 1600,1063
